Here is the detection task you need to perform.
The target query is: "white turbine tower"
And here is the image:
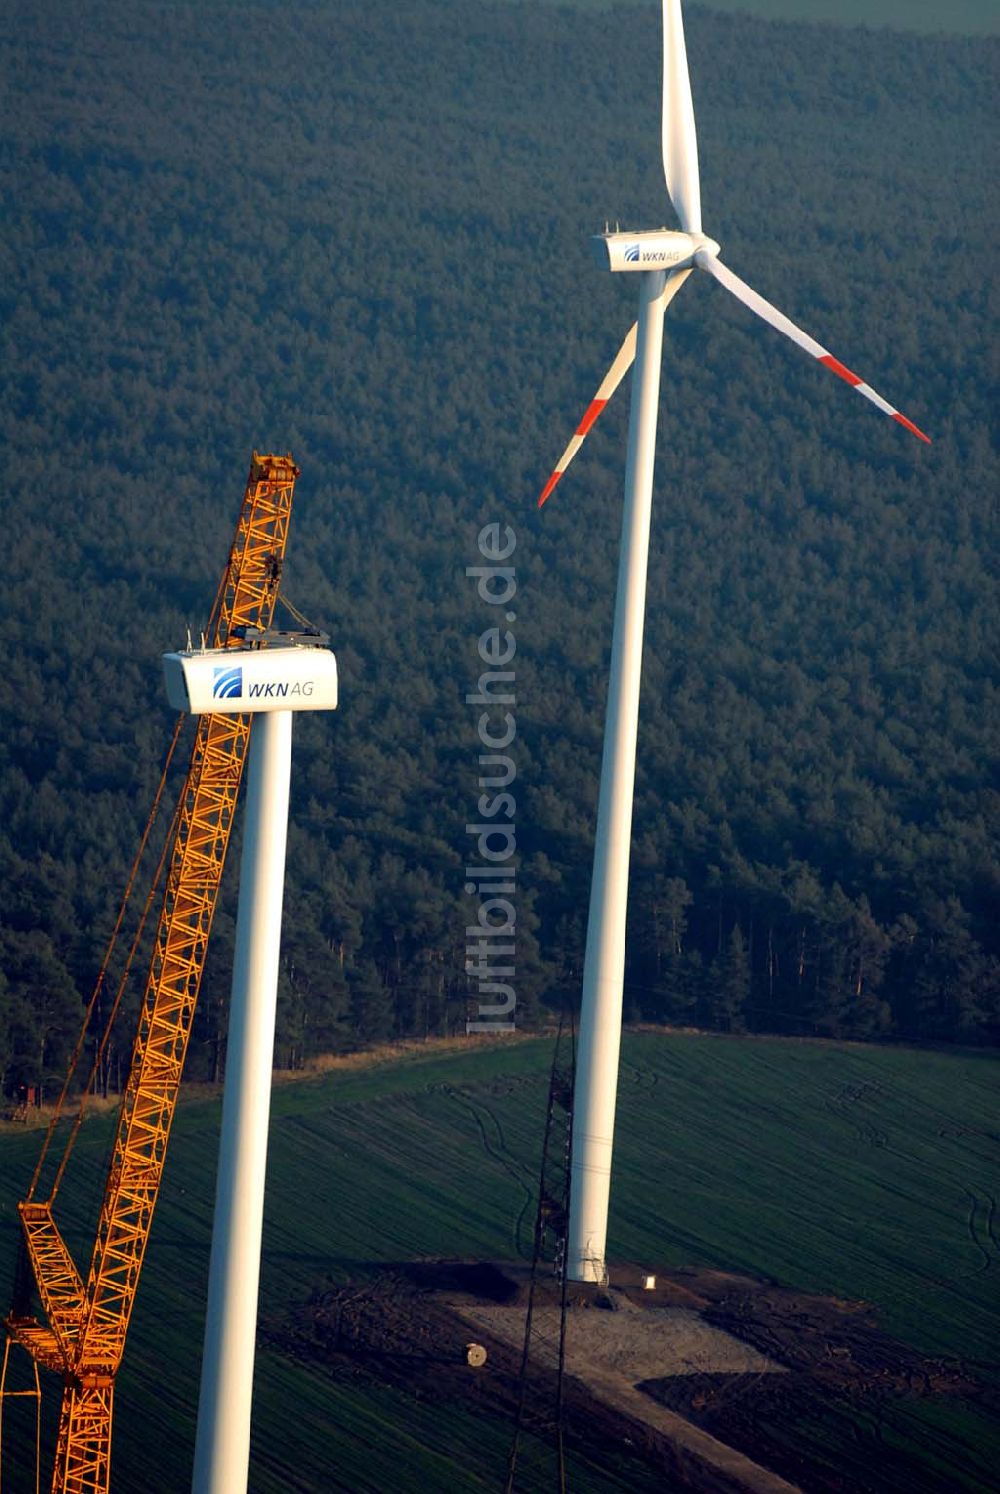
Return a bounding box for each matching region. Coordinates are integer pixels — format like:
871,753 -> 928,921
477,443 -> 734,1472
163,639 -> 338,1494
541,0 -> 930,1285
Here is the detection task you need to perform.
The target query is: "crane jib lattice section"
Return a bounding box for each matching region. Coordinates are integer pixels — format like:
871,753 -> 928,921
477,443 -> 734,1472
7,453 -> 298,1494
54,1382 -> 113,1494
78,710 -> 250,1369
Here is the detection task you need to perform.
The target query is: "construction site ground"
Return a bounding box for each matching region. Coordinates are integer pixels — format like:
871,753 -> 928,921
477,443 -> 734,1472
264,1260 -> 989,1492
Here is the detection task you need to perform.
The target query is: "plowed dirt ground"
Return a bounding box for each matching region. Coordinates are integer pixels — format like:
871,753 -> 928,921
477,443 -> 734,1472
266,1259 -> 989,1492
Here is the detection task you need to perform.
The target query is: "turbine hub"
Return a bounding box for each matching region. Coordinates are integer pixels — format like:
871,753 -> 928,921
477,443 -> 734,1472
692,235 -> 721,267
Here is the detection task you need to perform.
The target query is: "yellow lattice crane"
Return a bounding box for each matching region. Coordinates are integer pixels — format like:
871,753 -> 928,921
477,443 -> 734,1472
1,452 -> 300,1493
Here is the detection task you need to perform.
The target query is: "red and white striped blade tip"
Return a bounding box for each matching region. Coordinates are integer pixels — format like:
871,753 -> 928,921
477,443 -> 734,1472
818,354 -> 931,443
537,394 -> 608,508
702,255 -> 931,444
537,324 -> 641,506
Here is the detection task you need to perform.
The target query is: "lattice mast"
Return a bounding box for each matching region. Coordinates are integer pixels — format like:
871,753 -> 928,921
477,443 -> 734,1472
505,1017 -> 575,1494
3,453 -> 300,1494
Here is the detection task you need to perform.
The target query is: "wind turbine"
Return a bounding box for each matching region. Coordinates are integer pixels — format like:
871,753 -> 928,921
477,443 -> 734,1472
542,0 -> 929,1285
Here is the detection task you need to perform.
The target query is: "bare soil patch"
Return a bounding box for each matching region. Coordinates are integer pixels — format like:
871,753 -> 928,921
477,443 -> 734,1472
639,1269 -> 990,1493
263,1261 -> 987,1493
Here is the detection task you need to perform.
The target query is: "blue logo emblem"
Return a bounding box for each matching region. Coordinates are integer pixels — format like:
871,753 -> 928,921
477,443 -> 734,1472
624,242 -> 641,263
213,665 -> 243,700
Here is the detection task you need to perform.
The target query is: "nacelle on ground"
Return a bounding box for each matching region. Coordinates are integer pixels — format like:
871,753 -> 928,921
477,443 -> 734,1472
163,644 -> 338,715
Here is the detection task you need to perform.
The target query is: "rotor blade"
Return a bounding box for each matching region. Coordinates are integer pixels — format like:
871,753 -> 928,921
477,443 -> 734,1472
537,269 -> 693,507
538,325 -> 637,507
662,0 -> 702,233
701,255 -> 931,442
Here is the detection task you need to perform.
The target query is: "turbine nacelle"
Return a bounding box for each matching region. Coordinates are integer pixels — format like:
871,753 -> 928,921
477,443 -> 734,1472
590,229 -> 719,274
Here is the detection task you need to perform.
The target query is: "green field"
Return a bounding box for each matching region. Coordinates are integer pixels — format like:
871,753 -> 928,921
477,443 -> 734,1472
2,1033 -> 998,1490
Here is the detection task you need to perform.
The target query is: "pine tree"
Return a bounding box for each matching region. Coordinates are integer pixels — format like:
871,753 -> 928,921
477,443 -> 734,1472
711,924 -> 750,1034
348,959 -> 394,1044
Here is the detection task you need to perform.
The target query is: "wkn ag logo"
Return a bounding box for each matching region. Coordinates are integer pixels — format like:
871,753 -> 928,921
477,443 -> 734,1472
212,664 -> 243,700
212,665 -> 314,701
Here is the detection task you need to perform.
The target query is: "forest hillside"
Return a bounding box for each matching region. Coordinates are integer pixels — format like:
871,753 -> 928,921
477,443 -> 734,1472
0,0 -> 996,1095
524,0 -> 1000,36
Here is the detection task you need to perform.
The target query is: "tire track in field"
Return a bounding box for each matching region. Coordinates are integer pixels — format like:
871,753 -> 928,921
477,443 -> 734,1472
825,1082 -> 1000,1282
848,1403 -> 886,1455
818,1072 -> 1000,1299
964,1189 -> 998,1273
824,1080 -> 889,1149
621,1059 -> 655,1092
442,1084 -> 536,1260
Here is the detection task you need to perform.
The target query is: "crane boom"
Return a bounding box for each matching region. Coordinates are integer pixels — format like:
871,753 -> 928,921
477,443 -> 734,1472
4,452 -> 300,1494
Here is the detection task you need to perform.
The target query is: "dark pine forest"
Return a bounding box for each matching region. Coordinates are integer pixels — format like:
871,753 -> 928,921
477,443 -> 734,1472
0,0 -> 996,1096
